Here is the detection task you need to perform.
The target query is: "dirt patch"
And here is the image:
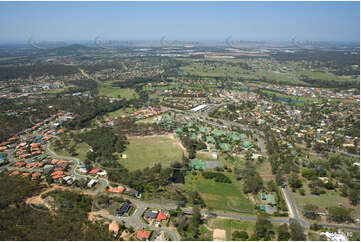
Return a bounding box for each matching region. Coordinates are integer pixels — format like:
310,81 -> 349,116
120,230 -> 133,240
213,229 -> 226,241
168,133 -> 187,155
88,209 -> 110,222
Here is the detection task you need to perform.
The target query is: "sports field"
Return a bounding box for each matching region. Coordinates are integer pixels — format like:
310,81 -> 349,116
98,82 -> 137,99
120,135 -> 184,171
185,174 -> 255,215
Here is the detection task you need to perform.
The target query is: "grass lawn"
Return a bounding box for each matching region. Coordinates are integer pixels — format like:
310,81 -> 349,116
49,141 -> 91,162
290,182 -> 360,218
307,231 -> 321,241
261,89 -> 322,104
209,218 -> 256,240
180,63 -> 250,79
199,224 -> 213,240
104,107 -> 135,118
195,151 -> 217,160
135,114 -> 162,124
47,88 -> 69,94
120,136 -> 184,171
98,82 -> 137,99
185,173 -> 255,215
296,70 -> 355,81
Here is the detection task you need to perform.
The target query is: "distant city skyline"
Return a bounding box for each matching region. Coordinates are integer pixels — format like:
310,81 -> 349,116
0,1 -> 359,43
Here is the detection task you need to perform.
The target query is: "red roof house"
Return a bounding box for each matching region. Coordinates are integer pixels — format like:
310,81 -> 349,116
156,211 -> 167,222
108,186 -> 125,193
108,221 -> 119,233
15,162 -> 25,167
9,171 -> 20,176
137,230 -> 152,240
32,172 -> 41,180
88,168 -> 100,175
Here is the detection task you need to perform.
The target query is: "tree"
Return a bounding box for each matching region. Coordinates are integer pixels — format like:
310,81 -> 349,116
324,181 -> 335,190
232,231 -> 249,241
327,206 -> 353,223
289,219 -> 306,241
288,174 -> 303,189
299,188 -> 305,196
255,214 -> 273,238
303,204 -> 319,220
349,189 -> 360,206
267,181 -> 277,192
191,206 -> 201,238
278,223 -> 290,241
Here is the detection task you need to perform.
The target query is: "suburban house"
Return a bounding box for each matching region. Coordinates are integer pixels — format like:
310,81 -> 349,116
117,202 -> 131,217
137,229 -> 152,240
108,221 -> 119,234
125,188 -> 141,198
144,209 -> 158,220
88,168 -> 100,175
87,178 -> 98,188
156,211 -> 167,223
108,186 -> 125,193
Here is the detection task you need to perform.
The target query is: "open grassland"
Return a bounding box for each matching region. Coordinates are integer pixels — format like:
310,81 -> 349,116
260,89 -> 322,104
135,115 -> 162,124
50,141 -> 91,162
120,135 -> 184,171
104,107 -> 135,118
291,184 -> 360,219
185,173 -> 255,215
180,63 -> 251,78
296,70 -> 356,81
98,82 -> 137,99
196,151 -> 217,160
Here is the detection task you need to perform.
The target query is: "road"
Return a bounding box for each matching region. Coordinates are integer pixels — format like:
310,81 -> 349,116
95,196 -> 181,240
45,143 -> 109,195
181,107 -> 360,232
282,186 -> 360,232
282,187 -> 307,227
45,143 -> 181,240
5,110 -> 360,238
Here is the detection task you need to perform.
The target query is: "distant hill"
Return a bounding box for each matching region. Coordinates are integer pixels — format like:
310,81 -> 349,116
46,44 -> 92,55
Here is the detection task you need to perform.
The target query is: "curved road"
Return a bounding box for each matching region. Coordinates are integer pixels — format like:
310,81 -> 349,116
21,133 -> 358,238
45,143 -> 109,195
46,143 -> 181,240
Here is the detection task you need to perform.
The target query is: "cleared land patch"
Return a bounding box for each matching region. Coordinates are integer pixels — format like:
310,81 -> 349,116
209,218 -> 256,240
120,135 -> 184,171
185,174 -> 255,215
99,82 -> 137,99
50,141 -> 91,162
291,185 -> 360,219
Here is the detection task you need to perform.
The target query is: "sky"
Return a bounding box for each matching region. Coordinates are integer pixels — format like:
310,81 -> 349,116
0,1 -> 359,43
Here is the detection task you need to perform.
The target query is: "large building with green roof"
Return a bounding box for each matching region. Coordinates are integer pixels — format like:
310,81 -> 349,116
199,126 -> 210,134
220,143 -> 231,152
240,133 -> 248,140
212,129 -> 224,136
229,133 -> 241,143
190,160 -> 206,170
242,141 -> 253,150
266,194 -> 276,206
206,136 -> 215,144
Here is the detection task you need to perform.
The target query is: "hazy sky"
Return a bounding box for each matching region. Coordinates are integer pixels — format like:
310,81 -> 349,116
0,1 -> 359,43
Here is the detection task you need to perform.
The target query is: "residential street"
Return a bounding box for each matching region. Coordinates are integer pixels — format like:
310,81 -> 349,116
3,111 -> 360,239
